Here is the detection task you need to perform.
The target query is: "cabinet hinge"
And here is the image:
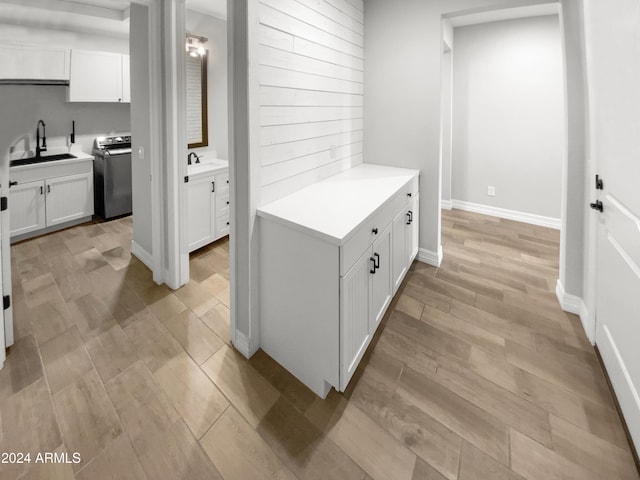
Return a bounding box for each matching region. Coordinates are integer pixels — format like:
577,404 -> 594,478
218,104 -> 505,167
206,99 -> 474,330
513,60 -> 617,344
3,295 -> 10,310
0,196 -> 7,212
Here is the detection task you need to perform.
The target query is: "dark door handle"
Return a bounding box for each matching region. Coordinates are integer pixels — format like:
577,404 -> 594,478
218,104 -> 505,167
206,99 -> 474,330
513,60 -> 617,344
370,257 -> 377,274
406,211 -> 412,225
9,181 -> 17,187
47,184 -> 51,193
407,192 -> 412,197
373,253 -> 380,269
372,227 -> 378,235
40,186 -> 43,195
590,200 -> 603,212
212,181 -> 215,193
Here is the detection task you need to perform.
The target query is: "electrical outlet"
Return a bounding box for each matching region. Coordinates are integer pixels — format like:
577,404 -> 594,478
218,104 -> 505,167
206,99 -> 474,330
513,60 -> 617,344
488,186 -> 496,197
330,144 -> 337,160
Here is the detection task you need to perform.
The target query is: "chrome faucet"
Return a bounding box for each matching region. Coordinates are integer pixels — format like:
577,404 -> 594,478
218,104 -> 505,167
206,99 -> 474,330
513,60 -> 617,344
187,152 -> 200,165
36,120 -> 47,159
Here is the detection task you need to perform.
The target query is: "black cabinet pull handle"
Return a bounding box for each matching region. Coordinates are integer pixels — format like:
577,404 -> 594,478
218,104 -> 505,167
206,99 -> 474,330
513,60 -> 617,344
373,253 -> 380,269
407,192 -> 412,197
9,181 -> 17,187
212,181 -> 215,193
47,185 -> 51,193
406,212 -> 411,225
372,227 -> 378,235
226,221 -> 230,226
226,201 -> 229,205
40,186 -> 43,195
226,180 -> 229,184
590,200 -> 603,212
370,257 -> 377,274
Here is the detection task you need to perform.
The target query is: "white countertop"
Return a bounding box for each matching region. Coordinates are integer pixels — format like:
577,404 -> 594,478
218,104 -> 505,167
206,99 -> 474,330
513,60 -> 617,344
257,164 -> 419,245
9,146 -> 93,172
187,158 -> 229,179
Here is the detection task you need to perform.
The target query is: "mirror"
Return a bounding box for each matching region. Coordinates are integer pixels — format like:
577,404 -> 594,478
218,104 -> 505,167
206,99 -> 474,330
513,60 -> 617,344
186,51 -> 208,148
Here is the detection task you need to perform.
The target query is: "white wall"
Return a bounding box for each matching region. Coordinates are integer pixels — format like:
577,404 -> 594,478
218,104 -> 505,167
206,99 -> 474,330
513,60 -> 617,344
186,10 -> 229,160
451,15 -> 563,219
257,0 -> 364,205
130,3 -> 153,257
364,0 -> 560,262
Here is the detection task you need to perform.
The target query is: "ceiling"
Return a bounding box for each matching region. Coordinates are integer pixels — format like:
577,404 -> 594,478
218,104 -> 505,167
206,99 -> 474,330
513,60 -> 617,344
447,3 -> 560,28
0,0 -> 227,38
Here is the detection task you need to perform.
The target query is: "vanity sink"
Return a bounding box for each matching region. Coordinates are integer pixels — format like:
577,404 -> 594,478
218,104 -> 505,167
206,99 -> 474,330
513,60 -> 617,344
187,158 -> 228,177
10,153 -> 77,167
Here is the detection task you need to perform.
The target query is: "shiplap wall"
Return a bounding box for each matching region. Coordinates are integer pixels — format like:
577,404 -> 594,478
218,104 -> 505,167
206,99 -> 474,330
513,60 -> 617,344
258,0 -> 364,205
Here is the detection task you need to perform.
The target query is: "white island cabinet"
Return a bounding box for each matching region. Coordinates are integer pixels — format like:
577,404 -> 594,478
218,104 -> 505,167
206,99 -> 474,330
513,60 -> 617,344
257,164 -> 420,397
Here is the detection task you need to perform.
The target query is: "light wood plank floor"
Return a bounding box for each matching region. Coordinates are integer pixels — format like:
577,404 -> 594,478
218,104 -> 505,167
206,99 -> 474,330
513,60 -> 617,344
1,209 -> 638,479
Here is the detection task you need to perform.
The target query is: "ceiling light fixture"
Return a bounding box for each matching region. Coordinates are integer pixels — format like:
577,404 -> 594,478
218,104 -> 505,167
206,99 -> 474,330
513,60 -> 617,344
186,33 -> 208,57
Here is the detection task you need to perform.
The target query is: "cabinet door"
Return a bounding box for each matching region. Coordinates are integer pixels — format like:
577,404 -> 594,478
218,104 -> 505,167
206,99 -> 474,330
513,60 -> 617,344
370,224 -> 392,332
187,175 -> 216,252
9,181 -> 46,237
340,249 -> 371,391
46,172 -> 94,227
0,44 -> 69,80
406,195 -> 419,264
392,208 -> 408,294
121,55 -> 131,103
69,50 -> 123,102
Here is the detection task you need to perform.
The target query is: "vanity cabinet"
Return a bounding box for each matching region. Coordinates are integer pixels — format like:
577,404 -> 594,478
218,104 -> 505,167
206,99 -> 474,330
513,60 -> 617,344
187,168 -> 229,252
258,164 -> 419,397
10,158 -> 94,241
68,50 -> 130,103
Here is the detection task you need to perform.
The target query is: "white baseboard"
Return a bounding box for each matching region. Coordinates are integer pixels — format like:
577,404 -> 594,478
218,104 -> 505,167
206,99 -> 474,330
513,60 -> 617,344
131,241 -> 154,271
418,246 -> 443,267
451,199 -> 561,230
555,279 -> 594,344
441,199 -> 453,210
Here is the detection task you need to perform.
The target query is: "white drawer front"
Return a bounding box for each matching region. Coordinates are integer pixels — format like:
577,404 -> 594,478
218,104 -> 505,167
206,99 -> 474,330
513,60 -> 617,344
217,191 -> 230,216
216,213 -> 230,237
341,200 -> 394,275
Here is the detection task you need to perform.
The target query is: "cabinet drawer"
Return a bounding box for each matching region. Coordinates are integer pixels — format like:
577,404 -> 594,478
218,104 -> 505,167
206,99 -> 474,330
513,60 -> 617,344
216,172 -> 229,193
341,201 -> 394,275
216,213 -> 230,236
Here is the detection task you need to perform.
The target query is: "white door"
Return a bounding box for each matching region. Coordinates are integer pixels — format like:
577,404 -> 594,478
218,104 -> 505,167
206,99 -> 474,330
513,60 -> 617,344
586,0 -> 640,452
0,188 -> 7,366
370,224 -> 392,331
340,248 -> 371,391
187,175 -> 216,252
9,180 -> 46,237
46,172 -> 94,227
69,50 -> 123,102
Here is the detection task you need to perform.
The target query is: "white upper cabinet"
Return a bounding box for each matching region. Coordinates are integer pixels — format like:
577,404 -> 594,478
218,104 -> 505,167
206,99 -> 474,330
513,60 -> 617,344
68,50 -> 129,103
0,44 -> 70,81
121,54 -> 131,103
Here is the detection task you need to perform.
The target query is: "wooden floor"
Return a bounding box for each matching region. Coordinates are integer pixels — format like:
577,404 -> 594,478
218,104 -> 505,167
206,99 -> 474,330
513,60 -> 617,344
1,209 -> 638,479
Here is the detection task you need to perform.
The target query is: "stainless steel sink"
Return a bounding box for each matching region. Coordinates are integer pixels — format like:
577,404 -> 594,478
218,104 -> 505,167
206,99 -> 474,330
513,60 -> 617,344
10,153 -> 77,167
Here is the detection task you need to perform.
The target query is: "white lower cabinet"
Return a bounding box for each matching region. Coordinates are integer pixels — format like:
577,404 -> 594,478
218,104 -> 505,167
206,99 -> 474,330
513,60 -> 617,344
10,161 -> 94,241
392,193 -> 420,294
340,224 -> 392,390
9,181 -> 46,237
46,172 -> 93,227
187,169 -> 229,252
258,164 -> 419,398
187,174 -> 216,252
